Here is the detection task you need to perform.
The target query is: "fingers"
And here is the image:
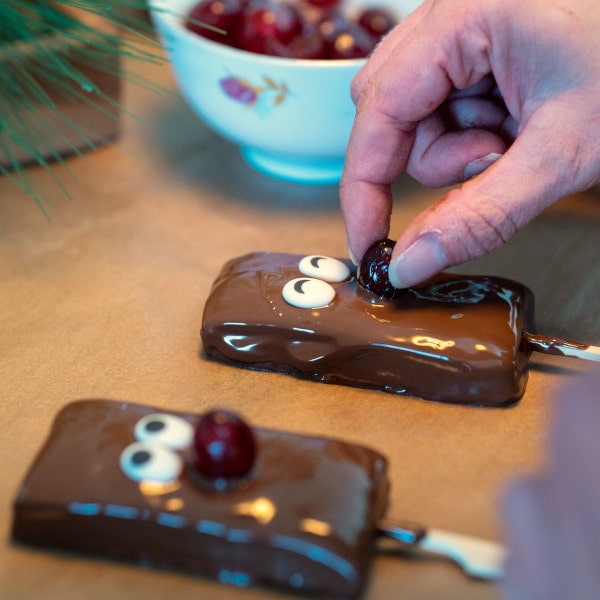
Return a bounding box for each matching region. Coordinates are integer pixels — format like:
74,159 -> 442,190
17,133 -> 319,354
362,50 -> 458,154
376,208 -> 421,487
341,2 -> 496,265
350,0 -> 434,104
441,95 -> 508,133
501,478 -> 557,600
406,83 -> 511,185
340,95 -> 509,262
406,110 -> 508,186
501,371 -> 600,600
384,166 -> 528,289
342,0 -> 600,281
340,178 -> 393,265
340,28 -> 455,263
386,98 -> 599,288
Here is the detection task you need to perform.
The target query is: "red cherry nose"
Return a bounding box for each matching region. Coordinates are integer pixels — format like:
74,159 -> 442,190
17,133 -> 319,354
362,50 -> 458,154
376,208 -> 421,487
194,409 -> 257,482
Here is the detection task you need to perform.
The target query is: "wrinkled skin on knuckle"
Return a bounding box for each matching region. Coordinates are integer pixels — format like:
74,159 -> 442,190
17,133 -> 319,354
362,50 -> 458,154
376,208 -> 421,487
350,69 -> 366,105
562,117 -> 600,191
353,72 -> 397,123
438,188 -> 518,264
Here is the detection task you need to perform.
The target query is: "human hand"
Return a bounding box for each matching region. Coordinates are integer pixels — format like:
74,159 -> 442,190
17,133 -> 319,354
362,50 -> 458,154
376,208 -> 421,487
340,0 -> 600,287
501,370 -> 600,600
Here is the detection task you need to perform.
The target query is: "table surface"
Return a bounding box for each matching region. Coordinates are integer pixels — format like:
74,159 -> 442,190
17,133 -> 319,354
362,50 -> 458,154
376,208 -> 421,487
1,47 -> 598,600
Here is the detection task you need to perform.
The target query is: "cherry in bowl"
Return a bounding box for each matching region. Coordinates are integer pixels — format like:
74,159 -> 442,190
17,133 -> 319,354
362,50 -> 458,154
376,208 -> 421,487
150,0 -> 413,185
184,0 -> 397,60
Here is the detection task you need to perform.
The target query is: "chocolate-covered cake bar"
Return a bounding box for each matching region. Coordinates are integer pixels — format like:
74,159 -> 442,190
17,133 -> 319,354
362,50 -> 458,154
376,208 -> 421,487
201,252 -> 536,406
12,399 -> 389,598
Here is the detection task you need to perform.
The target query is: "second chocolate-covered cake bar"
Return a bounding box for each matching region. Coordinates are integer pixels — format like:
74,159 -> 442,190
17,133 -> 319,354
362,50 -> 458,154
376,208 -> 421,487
13,399 -> 388,598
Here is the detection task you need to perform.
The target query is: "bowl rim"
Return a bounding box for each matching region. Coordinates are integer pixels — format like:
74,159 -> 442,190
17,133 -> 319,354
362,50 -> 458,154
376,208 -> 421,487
150,0 -> 373,69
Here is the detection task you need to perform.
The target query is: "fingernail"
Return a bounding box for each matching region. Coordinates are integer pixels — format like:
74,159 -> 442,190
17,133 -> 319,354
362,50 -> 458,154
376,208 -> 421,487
389,234 -> 448,288
464,152 -> 503,180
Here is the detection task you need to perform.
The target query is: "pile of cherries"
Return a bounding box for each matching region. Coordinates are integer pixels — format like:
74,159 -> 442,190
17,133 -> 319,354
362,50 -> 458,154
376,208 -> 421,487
185,0 -> 397,59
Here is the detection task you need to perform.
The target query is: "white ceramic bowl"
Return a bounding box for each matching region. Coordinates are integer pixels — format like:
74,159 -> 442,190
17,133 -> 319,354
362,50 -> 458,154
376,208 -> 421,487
150,0 -> 422,184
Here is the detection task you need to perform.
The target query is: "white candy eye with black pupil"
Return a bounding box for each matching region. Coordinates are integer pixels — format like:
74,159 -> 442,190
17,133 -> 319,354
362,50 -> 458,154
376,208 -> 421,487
134,413 -> 193,450
282,277 -> 336,309
298,255 -> 350,282
120,441 -> 183,483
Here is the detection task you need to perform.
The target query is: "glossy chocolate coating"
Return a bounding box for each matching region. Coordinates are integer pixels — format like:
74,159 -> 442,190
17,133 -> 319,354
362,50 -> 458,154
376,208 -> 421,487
201,253 -> 536,406
12,400 -> 388,599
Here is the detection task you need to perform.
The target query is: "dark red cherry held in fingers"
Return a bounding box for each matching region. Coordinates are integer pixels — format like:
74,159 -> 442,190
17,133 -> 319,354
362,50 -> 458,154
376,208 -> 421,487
194,409 -> 257,481
357,238 -> 401,299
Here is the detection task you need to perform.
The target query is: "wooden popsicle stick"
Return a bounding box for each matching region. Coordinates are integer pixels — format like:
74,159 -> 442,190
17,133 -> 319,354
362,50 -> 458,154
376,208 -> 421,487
524,332 -> 600,363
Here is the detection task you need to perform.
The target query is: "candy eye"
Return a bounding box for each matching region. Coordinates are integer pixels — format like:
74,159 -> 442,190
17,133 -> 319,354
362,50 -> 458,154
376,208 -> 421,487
120,442 -> 183,483
282,277 -> 335,309
134,413 -> 194,450
298,255 -> 350,282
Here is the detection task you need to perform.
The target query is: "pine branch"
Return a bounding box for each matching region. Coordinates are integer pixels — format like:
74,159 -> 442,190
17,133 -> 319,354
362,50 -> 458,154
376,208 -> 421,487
0,0 -> 169,212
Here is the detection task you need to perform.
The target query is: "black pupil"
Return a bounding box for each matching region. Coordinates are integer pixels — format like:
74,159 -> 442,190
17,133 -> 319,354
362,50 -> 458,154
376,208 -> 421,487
132,450 -> 151,465
294,279 -> 310,294
145,420 -> 165,432
310,256 -> 325,268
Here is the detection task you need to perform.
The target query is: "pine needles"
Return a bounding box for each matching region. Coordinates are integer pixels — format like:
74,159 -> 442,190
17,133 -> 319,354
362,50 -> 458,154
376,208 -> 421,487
0,0 -> 168,212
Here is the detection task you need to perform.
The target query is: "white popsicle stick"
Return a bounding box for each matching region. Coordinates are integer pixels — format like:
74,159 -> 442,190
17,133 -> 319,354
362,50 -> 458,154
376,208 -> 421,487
555,344 -> 600,362
377,521 -> 506,580
418,528 -> 506,579
524,332 -> 600,363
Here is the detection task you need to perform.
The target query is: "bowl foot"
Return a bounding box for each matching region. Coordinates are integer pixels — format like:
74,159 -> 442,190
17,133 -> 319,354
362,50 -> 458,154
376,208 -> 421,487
241,146 -> 344,185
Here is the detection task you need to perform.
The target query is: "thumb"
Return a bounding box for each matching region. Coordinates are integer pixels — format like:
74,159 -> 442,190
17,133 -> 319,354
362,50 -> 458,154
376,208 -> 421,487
388,108 -> 592,288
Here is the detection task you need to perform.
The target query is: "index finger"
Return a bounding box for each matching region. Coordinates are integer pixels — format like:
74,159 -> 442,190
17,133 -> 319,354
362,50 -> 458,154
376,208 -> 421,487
340,3 -> 490,262
339,102 -> 416,263
350,0 -> 433,104
340,36 -> 453,263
